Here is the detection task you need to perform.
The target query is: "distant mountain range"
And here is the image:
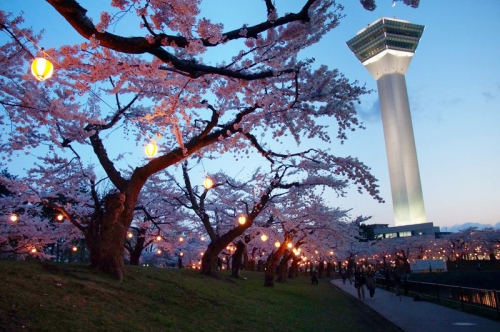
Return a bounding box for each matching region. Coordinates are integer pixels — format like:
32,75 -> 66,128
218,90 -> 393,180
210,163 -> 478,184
444,222 -> 500,233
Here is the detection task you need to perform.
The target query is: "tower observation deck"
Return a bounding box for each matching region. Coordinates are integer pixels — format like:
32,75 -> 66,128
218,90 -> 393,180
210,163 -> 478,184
347,18 -> 426,227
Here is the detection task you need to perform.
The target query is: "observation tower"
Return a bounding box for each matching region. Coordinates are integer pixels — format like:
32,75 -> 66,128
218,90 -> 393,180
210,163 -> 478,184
347,17 -> 426,227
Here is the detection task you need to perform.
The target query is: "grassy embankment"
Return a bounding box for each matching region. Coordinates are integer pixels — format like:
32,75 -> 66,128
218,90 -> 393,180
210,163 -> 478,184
0,261 -> 400,332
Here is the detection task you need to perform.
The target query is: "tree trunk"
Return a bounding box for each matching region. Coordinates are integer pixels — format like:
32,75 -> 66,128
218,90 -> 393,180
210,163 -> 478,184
201,240 -> 225,276
128,228 -> 147,266
288,256 -> 299,279
277,255 -> 289,283
129,250 -> 141,265
231,241 -> 246,278
264,248 -> 285,287
200,227 -> 246,276
89,193 -> 129,280
318,260 -> 324,278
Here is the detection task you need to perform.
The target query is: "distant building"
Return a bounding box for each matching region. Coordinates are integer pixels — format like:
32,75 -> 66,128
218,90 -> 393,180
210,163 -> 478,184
371,222 -> 441,239
347,18 -> 426,227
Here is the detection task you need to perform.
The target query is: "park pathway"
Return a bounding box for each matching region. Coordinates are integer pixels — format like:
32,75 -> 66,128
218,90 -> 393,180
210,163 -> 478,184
331,278 -> 500,332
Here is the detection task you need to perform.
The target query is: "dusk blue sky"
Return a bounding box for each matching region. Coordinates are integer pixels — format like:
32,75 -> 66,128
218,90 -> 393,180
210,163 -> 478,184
2,1 -> 499,231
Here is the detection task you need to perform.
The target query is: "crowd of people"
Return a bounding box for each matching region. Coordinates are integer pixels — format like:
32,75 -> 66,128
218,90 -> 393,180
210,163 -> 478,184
339,266 -> 410,300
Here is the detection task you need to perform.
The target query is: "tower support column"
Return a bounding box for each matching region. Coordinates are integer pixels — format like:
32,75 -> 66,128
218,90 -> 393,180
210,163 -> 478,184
378,73 -> 426,226
346,17 -> 427,227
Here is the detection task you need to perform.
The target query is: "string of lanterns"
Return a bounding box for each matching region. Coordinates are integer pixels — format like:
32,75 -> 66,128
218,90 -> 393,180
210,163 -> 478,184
26,36 -> 228,230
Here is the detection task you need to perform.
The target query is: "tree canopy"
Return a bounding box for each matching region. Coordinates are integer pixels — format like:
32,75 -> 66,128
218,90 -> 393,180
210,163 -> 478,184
0,0 -> 422,279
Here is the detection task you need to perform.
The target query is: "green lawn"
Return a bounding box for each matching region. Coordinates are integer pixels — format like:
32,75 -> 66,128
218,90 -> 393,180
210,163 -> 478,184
0,261 -> 400,332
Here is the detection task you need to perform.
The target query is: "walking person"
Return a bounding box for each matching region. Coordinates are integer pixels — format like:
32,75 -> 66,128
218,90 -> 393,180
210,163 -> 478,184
354,267 -> 366,300
365,269 -> 376,298
341,267 -> 347,284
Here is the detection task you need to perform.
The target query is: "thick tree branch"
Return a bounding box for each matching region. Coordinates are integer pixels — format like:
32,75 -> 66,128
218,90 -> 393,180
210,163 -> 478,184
181,162 -> 217,240
88,132 -> 127,190
45,0 -> 312,79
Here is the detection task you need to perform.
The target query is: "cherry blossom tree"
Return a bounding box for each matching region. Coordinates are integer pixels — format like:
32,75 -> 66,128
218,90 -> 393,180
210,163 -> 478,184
167,154 -> 379,284
475,228 -> 500,260
441,227 -> 500,261
0,165 -> 84,260
124,175 -> 194,265
0,1 -> 387,280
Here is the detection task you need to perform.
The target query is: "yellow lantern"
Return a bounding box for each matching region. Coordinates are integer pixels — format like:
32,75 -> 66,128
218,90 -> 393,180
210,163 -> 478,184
274,241 -> 280,248
127,232 -> 133,238
156,235 -> 162,241
31,57 -> 54,81
260,234 -> 268,242
203,176 -> 213,189
10,214 -> 18,222
238,214 -> 246,225
56,214 -> 64,222
145,141 -> 158,158
287,242 -> 293,249
72,246 -> 78,252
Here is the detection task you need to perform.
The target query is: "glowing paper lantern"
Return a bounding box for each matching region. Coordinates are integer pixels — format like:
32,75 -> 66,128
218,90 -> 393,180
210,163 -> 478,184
31,57 -> 54,81
10,214 -> 18,222
287,242 -> 293,249
274,241 -> 280,248
238,214 -> 246,225
72,246 -> 78,252
260,234 -> 268,242
56,214 -> 64,222
203,176 -> 213,189
145,141 -> 158,158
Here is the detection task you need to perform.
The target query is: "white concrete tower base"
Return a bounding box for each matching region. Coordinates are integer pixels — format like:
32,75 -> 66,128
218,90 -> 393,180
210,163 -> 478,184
377,73 -> 426,226
347,17 -> 427,227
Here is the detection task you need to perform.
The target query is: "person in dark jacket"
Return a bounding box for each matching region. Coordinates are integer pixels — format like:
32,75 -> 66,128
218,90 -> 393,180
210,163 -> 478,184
365,269 -> 376,298
354,267 -> 366,299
